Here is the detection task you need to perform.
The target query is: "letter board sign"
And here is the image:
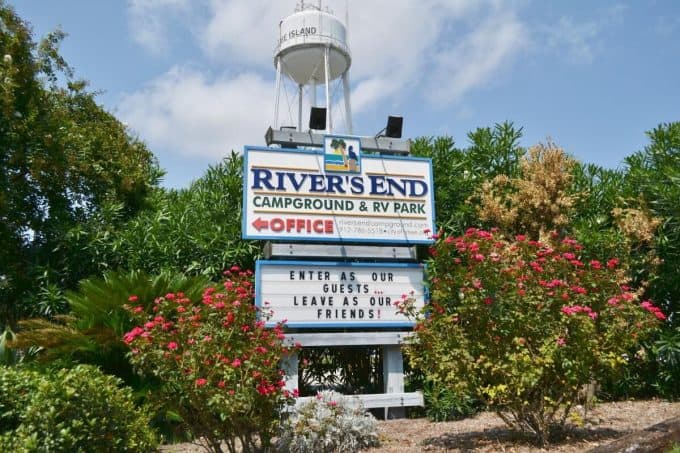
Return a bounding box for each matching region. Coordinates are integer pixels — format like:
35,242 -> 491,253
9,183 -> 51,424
255,260 -> 426,328
242,146 -> 435,244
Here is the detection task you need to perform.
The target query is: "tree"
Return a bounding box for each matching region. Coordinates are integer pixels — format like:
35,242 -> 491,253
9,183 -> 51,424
623,122 -> 680,324
0,2 -> 161,327
82,153 -> 260,278
411,122 -> 524,232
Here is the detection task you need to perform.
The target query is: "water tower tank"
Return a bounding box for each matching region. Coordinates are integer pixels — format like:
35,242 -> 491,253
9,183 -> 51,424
275,5 -> 351,85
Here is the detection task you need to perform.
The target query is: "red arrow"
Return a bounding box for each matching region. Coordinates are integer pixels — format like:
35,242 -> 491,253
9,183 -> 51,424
251,217 -> 269,231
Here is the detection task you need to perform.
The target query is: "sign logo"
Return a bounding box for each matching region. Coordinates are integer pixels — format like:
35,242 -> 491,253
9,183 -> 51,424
256,260 -> 426,328
324,135 -> 361,173
242,146 -> 435,244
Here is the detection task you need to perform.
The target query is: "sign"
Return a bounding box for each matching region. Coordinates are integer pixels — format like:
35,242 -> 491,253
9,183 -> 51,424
255,260 -> 426,328
242,146 -> 435,244
324,135 -> 361,173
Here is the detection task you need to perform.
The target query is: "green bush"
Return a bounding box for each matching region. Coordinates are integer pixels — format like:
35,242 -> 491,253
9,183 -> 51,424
423,380 -> 479,422
0,365 -> 157,452
0,367 -> 41,433
405,229 -> 664,444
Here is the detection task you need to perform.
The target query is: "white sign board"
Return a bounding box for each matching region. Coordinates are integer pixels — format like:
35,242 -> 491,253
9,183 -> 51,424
242,146 -> 435,244
255,261 -> 426,328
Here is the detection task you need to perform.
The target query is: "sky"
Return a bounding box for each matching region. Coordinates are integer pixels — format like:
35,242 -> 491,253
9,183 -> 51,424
10,0 -> 680,189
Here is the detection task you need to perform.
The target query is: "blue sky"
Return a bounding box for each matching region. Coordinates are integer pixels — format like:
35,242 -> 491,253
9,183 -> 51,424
10,0 -> 680,188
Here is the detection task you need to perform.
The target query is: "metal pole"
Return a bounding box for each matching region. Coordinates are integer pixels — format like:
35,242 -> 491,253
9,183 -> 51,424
311,80 -> 317,108
324,46 -> 332,133
342,71 -> 353,134
274,57 -> 282,130
298,84 -> 303,132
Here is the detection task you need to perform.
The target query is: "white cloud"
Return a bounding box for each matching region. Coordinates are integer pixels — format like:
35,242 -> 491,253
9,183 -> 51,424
427,11 -> 526,105
122,0 -> 529,157
118,66 -> 272,159
542,5 -> 627,64
127,0 -> 192,54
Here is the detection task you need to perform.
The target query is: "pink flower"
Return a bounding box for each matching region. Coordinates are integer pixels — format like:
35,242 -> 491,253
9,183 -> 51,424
515,234 -> 527,242
133,306 -> 144,313
556,337 -> 566,347
217,380 -> 226,388
231,358 -> 241,368
165,293 -> 176,300
590,260 -> 602,269
562,252 -> 576,260
128,295 -> 138,302
167,341 -> 179,350
328,401 -> 338,407
195,378 -> 208,387
472,253 -> 485,262
607,258 -> 619,269
484,297 -> 493,305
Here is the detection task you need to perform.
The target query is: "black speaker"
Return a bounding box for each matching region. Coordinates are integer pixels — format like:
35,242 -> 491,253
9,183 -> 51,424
309,107 -> 327,130
385,116 -> 403,138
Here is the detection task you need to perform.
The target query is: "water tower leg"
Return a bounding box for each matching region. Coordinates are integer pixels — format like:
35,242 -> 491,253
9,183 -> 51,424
311,81 -> 317,108
324,45 -> 332,133
342,71 -> 353,135
274,57 -> 282,130
298,84 -> 303,132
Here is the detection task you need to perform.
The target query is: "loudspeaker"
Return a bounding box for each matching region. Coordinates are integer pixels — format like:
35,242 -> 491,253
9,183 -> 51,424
385,116 -> 403,138
309,107 -> 327,130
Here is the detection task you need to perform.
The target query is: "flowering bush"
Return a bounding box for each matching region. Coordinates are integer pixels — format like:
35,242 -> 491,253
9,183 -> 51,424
404,228 -> 664,444
277,391 -> 380,453
124,267 -> 295,453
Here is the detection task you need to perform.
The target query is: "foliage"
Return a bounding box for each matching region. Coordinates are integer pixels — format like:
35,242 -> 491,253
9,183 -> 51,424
124,267 -> 294,453
11,270 -> 209,386
299,346 -> 383,396
411,122 -> 524,232
422,380 -> 479,422
623,122 -> 680,324
0,365 -> 40,433
0,3 -> 161,327
473,141 -> 577,240
277,391 -> 380,453
0,365 -> 157,452
82,153 -> 260,278
404,228 -> 663,444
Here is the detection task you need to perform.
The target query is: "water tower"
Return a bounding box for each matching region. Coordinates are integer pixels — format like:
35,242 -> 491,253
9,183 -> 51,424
273,1 -> 353,134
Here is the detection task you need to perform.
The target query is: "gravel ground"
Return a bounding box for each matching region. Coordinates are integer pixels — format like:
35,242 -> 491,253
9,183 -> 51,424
369,400 -> 680,452
160,399 -> 680,452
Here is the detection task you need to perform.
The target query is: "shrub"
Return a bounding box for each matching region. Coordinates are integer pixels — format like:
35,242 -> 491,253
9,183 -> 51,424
0,365 -> 157,452
0,366 -> 41,434
277,391 -> 380,453
404,228 -> 663,444
422,380 -> 479,422
124,267 -> 294,453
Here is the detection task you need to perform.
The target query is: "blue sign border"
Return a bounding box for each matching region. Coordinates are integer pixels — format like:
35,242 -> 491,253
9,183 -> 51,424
242,145 -> 437,245
255,260 -> 427,329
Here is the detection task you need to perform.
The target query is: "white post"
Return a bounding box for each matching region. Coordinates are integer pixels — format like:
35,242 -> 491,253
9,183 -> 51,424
324,45 -> 332,133
274,57 -> 282,130
342,71 -> 353,134
282,351 -> 299,393
298,84 -> 304,132
382,345 -> 405,419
